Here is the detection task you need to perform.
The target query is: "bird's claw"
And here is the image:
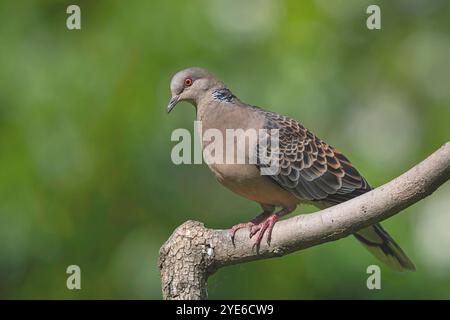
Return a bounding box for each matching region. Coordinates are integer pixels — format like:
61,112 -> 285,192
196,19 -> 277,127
229,221 -> 257,246
230,214 -> 279,251
249,225 -> 260,239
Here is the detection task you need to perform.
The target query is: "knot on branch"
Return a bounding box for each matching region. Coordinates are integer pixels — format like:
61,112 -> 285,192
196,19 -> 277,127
158,220 -> 217,300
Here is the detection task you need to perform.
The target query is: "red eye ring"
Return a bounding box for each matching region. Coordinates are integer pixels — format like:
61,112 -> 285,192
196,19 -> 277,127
184,78 -> 193,86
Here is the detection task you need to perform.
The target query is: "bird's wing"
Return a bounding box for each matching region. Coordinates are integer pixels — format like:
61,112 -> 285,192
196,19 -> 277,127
255,109 -> 371,204
251,107 -> 415,271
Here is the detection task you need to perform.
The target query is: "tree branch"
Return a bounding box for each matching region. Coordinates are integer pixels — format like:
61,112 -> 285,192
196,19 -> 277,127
158,142 -> 450,300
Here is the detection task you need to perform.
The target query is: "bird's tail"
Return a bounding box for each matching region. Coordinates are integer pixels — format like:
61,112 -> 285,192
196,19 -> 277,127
354,223 -> 415,271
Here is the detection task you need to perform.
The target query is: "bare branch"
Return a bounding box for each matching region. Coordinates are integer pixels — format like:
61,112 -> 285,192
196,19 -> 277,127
159,142 -> 450,300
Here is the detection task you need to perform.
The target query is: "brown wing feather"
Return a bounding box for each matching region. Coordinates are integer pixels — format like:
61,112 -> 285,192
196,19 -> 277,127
256,109 -> 371,204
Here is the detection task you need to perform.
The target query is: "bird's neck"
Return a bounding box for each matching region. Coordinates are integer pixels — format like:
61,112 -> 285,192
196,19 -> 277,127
196,87 -> 240,121
211,88 -> 236,103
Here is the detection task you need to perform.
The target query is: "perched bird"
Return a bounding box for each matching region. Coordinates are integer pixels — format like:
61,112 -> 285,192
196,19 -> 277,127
167,67 -> 415,271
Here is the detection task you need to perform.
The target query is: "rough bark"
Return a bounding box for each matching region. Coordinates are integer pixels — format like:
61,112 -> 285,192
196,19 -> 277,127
158,142 -> 450,300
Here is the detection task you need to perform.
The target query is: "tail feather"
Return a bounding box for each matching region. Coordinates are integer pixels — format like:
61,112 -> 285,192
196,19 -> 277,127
354,223 -> 415,271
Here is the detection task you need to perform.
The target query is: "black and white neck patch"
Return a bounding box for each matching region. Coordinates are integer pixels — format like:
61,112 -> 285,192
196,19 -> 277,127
212,88 -> 236,102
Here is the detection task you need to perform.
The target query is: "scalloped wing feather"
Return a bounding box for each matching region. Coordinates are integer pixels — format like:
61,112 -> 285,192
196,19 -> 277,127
255,109 -> 371,204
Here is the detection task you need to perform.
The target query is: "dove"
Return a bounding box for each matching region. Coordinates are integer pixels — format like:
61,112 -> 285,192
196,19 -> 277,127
167,67 -> 415,271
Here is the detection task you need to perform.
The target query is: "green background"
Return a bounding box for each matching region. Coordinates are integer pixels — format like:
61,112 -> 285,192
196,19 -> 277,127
0,0 -> 449,299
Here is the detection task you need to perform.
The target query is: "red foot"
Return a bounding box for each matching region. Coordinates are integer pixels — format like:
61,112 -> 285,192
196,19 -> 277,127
229,205 -> 296,251
229,213 -> 279,250
249,214 -> 279,249
229,214 -> 267,245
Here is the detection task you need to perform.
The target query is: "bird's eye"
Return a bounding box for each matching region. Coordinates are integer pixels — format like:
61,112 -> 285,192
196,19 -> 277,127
184,78 -> 193,87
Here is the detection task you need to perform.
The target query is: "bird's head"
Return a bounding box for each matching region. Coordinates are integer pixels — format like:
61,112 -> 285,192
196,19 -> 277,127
167,67 -> 222,113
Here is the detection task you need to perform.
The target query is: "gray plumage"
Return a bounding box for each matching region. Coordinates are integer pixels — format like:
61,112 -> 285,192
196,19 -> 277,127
167,67 -> 415,271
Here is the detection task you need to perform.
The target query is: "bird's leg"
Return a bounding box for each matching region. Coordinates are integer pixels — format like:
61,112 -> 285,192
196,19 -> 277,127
250,205 -> 297,250
229,204 -> 275,245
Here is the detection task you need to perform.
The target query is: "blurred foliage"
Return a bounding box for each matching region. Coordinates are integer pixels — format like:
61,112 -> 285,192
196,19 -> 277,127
0,0 -> 449,299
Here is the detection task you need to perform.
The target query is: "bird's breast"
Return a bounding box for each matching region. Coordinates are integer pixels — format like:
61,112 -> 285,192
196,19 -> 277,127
196,101 -> 300,206
208,162 -> 299,207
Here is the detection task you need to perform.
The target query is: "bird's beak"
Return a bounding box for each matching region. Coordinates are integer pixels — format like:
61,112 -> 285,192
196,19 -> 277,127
167,95 -> 179,113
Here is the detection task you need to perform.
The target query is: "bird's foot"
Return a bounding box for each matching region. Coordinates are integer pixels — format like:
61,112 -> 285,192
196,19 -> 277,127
229,205 -> 296,251
250,205 -> 297,251
229,213 -> 268,246
249,213 -> 279,250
